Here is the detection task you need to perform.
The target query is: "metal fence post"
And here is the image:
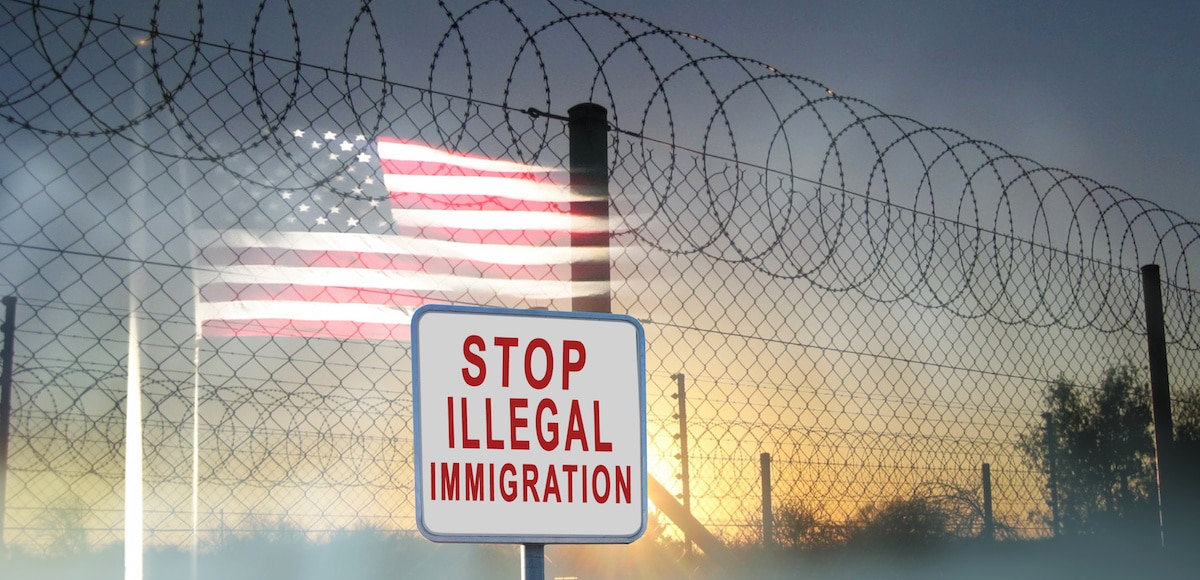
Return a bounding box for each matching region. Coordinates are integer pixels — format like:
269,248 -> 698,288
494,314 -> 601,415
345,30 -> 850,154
671,373 -> 691,554
569,102 -> 610,315
0,295 -> 15,551
565,100 -> 733,567
982,462 -> 994,542
1042,412 -> 1059,538
761,453 -> 773,549
1141,263 -> 1174,547
557,102 -> 611,580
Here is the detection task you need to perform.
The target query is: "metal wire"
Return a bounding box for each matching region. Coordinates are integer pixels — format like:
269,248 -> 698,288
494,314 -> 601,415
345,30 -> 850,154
2,0 -> 1198,553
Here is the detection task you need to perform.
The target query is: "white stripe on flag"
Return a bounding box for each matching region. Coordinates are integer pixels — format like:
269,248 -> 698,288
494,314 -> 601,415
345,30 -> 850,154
392,208 -> 609,232
198,229 -> 608,265
201,265 -> 609,299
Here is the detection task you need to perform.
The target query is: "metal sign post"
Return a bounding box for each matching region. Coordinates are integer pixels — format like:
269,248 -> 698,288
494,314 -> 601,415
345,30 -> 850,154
522,543 -> 545,580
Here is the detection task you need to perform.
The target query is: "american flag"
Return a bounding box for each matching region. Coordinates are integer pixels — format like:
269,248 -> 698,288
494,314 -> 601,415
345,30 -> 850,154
194,130 -> 609,341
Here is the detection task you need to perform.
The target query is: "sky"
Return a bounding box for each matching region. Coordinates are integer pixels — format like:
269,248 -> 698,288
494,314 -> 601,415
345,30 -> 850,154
93,0 -> 1200,218
631,0 -> 1200,214
7,0 -> 1197,558
590,0 -> 1200,217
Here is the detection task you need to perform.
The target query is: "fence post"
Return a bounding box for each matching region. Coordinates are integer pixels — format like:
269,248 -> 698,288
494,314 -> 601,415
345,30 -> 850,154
981,463 -> 994,542
671,372 -> 691,554
1141,264 -> 1174,547
568,102 -> 610,315
761,453 -> 773,549
558,102 -> 611,580
548,101 -> 612,580
566,101 -> 734,568
1042,412 -> 1059,538
0,295 -> 15,551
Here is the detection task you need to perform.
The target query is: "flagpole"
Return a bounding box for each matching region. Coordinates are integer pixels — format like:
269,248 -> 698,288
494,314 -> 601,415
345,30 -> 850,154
124,309 -> 144,580
124,40 -> 150,580
182,153 -> 201,580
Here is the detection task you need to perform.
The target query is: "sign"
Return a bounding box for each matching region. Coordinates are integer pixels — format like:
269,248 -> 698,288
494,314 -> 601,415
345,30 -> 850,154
411,304 -> 647,544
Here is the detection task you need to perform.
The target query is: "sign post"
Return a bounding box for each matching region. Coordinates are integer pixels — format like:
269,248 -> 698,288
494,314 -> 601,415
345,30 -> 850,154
411,304 -> 647,553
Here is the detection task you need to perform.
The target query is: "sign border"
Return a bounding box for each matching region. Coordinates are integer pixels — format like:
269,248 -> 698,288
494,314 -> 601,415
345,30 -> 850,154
411,303 -> 648,544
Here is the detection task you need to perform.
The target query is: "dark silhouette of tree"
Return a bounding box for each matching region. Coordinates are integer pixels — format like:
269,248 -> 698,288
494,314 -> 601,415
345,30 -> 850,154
845,494 -> 951,549
1019,363 -> 1158,537
1176,391 -> 1200,444
771,500 -> 844,550
36,493 -> 89,557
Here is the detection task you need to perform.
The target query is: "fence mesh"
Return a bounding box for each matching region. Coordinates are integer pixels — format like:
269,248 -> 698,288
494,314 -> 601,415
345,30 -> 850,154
3,0 -> 1199,555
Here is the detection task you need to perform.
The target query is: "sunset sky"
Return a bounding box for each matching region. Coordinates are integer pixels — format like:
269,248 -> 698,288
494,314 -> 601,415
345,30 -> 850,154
5,0 -> 1198,566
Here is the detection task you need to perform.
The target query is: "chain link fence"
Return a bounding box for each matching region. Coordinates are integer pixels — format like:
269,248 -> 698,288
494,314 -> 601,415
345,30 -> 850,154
3,0 -> 1199,558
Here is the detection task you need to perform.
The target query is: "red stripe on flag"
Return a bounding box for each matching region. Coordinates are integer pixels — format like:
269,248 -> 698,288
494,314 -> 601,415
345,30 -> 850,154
389,226 -> 565,247
378,159 -> 543,181
390,191 -> 566,213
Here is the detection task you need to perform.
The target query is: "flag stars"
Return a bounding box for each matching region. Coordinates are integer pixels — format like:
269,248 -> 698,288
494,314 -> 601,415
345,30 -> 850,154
329,206 -> 341,214
339,140 -> 355,152
298,203 -> 311,212
355,134 -> 366,141
351,187 -> 363,195
324,131 -> 337,140
369,199 -> 380,207
293,129 -> 305,138
315,216 -> 328,226
347,217 -> 359,227
363,177 -> 375,185
357,153 -> 372,163
329,153 -> 340,160
311,141 -> 321,149
281,191 -> 293,200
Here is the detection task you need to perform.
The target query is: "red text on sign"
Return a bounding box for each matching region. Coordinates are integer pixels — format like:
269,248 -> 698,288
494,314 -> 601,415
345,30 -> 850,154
446,396 -> 612,452
461,335 -> 587,389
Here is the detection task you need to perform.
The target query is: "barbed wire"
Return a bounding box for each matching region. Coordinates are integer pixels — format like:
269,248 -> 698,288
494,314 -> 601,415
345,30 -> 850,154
3,0 -> 1198,557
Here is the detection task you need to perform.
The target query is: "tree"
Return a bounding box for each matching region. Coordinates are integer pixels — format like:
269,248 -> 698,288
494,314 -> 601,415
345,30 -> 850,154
1019,363 -> 1158,537
1175,391 -> 1200,444
846,494 -> 951,549
36,493 -> 89,556
772,500 -> 843,550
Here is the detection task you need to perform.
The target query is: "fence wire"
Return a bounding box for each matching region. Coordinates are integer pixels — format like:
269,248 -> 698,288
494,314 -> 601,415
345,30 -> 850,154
2,0 -> 1200,555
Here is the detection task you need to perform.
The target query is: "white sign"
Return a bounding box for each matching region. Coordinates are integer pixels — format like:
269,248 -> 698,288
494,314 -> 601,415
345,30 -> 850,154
411,304 -> 647,544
